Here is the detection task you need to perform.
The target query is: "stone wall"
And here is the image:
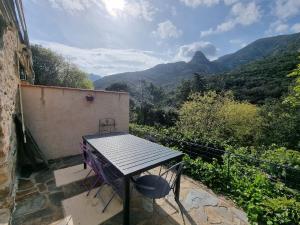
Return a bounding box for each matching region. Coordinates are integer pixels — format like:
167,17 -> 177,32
0,26 -> 21,223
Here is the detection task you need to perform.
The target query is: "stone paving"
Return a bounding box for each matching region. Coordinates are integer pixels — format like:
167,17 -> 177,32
12,155 -> 249,225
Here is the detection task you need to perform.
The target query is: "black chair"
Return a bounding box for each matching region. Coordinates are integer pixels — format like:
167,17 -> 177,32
91,154 -> 124,212
132,162 -> 183,200
99,118 -> 116,135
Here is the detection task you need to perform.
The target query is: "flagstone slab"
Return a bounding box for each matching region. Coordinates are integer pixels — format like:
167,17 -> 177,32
12,154 -> 249,225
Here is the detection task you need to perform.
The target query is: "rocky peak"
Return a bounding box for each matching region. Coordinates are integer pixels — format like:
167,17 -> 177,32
189,51 -> 210,64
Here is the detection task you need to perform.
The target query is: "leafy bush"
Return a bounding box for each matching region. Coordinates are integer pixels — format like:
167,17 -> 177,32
176,91 -> 262,146
285,61 -> 300,107
260,197 -> 300,225
183,154 -> 300,225
130,123 -> 300,225
259,100 -> 300,150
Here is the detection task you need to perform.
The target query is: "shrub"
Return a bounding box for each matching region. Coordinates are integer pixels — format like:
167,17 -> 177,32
176,91 -> 262,147
130,124 -> 300,225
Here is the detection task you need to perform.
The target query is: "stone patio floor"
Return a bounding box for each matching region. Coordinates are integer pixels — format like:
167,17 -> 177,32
12,155 -> 249,225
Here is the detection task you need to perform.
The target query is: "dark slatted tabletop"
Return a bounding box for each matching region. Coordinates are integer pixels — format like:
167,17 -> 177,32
83,133 -> 183,177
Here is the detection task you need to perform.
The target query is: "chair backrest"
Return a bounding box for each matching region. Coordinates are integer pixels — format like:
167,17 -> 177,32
80,142 -> 92,166
90,153 -> 112,182
99,118 -> 116,135
90,153 -> 102,176
159,162 -> 184,190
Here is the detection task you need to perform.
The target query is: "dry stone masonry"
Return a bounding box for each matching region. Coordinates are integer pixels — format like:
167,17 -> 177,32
0,15 -> 34,223
0,26 -> 21,224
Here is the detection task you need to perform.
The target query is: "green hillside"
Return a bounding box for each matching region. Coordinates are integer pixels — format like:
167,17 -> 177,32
208,52 -> 300,103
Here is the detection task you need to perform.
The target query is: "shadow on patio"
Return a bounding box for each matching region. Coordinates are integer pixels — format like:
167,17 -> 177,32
12,155 -> 248,225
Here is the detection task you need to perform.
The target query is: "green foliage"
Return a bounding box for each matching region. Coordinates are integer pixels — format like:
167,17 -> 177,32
285,61 -> 300,107
259,101 -> 300,150
262,146 -> 300,169
260,197 -> 300,225
175,79 -> 193,105
31,44 -> 93,89
208,52 -> 299,104
129,81 -> 178,126
193,156 -> 300,225
105,82 -> 129,92
192,73 -> 207,93
175,74 -> 207,105
130,124 -> 300,225
177,91 -> 262,146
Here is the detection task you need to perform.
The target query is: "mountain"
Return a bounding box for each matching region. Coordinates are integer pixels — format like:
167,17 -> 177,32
88,73 -> 102,82
216,32 -> 300,70
94,51 -> 223,89
94,33 -> 300,90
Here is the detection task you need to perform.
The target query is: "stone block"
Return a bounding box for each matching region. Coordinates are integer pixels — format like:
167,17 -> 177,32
35,169 -> 53,183
18,178 -> 34,190
0,208 -> 10,224
13,194 -> 47,217
0,172 -> 8,185
37,183 -> 47,193
49,191 -> 64,206
15,188 -> 39,202
182,189 -> 219,211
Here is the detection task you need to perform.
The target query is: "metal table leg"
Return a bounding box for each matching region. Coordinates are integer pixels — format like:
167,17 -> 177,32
123,176 -> 130,225
83,139 -> 87,169
175,170 -> 181,201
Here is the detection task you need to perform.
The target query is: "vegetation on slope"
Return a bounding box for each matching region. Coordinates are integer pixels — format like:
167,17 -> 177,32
31,45 -> 93,89
209,52 -> 299,104
128,62 -> 300,224
216,32 -> 300,70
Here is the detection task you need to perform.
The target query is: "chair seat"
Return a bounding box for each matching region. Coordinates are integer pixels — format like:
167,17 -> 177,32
134,175 -> 171,199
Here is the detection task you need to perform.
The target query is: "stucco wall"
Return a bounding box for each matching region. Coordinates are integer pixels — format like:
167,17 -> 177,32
21,85 -> 129,159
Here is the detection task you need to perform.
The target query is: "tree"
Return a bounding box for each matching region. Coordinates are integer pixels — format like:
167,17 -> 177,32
260,101 -> 300,149
192,73 -> 206,93
31,45 -> 93,89
177,91 -> 262,146
105,82 -> 130,92
284,60 -> 300,107
176,80 -> 192,105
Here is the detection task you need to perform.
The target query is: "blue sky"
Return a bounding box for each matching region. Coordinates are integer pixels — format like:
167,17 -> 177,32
24,0 -> 300,76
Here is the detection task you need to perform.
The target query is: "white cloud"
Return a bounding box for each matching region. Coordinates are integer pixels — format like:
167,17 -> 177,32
153,20 -> 182,39
48,0 -> 102,13
200,2 -> 261,37
275,0 -> 300,20
179,0 -> 238,8
175,41 -> 217,61
128,0 -> 158,21
33,40 -> 166,76
231,2 -> 260,26
223,0 -> 238,5
266,20 -> 290,35
42,0 -> 157,21
291,23 -> 300,33
101,0 -> 126,17
180,0 -> 220,8
261,0 -> 300,36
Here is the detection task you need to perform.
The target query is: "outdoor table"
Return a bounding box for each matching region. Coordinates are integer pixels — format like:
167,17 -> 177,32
82,132 -> 184,225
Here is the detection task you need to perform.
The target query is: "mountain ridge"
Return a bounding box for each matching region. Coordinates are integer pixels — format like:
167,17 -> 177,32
94,32 -> 300,89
